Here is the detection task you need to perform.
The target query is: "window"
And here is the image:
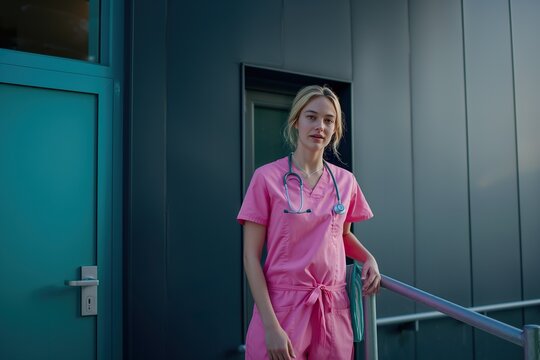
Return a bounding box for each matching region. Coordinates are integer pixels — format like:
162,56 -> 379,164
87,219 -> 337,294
0,0 -> 100,62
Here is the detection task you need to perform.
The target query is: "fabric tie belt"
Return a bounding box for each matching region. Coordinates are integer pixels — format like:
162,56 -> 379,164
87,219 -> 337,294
269,282 -> 346,344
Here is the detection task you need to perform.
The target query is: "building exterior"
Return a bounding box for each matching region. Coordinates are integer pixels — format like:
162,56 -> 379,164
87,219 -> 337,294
1,1 -> 539,359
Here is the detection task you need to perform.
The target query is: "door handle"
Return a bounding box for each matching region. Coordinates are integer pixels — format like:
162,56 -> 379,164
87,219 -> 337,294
65,278 -> 99,287
65,266 -> 98,316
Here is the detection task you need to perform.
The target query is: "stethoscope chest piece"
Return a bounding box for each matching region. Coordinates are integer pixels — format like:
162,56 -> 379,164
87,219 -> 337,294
333,203 -> 346,215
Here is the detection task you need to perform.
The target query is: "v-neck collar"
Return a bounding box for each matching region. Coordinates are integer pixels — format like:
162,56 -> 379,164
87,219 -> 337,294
301,166 -> 329,198
281,155 -> 329,198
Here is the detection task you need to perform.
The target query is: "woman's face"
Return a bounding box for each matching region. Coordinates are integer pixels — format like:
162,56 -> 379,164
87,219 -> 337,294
295,96 -> 337,153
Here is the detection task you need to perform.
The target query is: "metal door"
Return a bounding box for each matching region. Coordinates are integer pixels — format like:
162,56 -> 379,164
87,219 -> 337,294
0,64 -> 112,360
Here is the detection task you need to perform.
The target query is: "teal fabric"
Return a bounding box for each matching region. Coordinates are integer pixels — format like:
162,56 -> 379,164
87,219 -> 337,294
346,261 -> 364,342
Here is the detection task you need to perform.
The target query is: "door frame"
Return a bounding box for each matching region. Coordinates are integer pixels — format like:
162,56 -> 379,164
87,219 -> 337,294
0,62 -> 121,360
240,64 -> 353,345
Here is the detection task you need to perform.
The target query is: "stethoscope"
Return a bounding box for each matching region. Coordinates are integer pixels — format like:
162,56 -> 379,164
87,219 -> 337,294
283,153 -> 346,215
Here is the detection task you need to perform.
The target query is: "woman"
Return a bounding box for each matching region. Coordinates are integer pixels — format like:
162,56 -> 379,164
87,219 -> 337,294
238,85 -> 380,360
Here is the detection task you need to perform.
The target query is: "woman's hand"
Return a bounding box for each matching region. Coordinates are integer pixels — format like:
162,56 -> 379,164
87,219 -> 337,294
265,325 -> 296,360
361,255 -> 381,296
342,222 -> 381,295
243,221 -> 295,358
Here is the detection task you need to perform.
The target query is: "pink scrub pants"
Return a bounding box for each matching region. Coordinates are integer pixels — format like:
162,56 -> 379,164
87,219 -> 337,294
245,284 -> 354,360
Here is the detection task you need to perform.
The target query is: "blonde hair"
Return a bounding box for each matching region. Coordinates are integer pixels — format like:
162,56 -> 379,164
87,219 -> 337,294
283,85 -> 344,158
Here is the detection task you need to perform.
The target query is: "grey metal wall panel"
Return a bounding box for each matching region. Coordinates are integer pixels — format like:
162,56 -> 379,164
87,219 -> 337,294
409,0 -> 471,305
129,0 -> 168,358
511,0 -> 540,307
416,319 -> 473,360
351,0 -> 415,357
376,326 -> 416,360
165,2 -> 244,359
463,0 -> 522,306
473,310 -> 522,359
409,0 -> 472,358
239,0 -> 283,67
282,0 -> 352,80
351,0 -> 415,317
525,308 -> 540,331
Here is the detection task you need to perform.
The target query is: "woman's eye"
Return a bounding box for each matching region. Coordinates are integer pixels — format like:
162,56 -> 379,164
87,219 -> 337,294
325,118 -> 334,124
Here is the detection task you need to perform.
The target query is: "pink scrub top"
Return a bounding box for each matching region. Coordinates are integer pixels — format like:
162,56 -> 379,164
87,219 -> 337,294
237,156 -> 373,290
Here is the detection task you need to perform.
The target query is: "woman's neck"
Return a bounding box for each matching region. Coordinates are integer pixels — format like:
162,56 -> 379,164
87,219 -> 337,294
292,148 -> 324,174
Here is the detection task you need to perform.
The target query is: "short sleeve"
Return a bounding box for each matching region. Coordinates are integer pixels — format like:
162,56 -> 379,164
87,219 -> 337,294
237,169 -> 271,226
346,181 -> 373,223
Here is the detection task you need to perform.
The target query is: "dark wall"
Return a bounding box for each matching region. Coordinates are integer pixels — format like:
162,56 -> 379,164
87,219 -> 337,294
128,0 -> 540,359
512,0 -> 540,328
352,1 -> 417,358
128,0 -> 168,358
353,0 -> 540,359
166,2 -> 244,358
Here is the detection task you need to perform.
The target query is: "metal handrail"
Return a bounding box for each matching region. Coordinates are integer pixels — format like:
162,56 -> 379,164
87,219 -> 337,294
378,298 -> 540,326
362,274 -> 540,360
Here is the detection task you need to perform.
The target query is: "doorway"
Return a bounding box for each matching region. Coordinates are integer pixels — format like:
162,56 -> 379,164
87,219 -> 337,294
241,65 -> 353,345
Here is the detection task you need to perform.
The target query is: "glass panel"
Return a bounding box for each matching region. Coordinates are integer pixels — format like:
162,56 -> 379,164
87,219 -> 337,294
0,0 -> 100,62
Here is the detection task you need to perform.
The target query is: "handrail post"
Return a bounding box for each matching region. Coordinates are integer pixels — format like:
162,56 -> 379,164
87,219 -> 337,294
524,324 -> 540,360
362,294 -> 378,360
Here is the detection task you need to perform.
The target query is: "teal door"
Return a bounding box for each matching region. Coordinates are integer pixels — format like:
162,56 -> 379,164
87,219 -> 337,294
0,64 -> 112,360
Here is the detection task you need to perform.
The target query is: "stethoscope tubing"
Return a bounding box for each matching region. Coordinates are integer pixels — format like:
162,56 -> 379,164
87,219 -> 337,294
283,153 -> 345,215
283,172 -> 306,214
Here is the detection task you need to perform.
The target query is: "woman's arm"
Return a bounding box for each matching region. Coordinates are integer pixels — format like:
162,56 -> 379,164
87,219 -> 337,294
243,221 -> 296,359
342,222 -> 381,295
